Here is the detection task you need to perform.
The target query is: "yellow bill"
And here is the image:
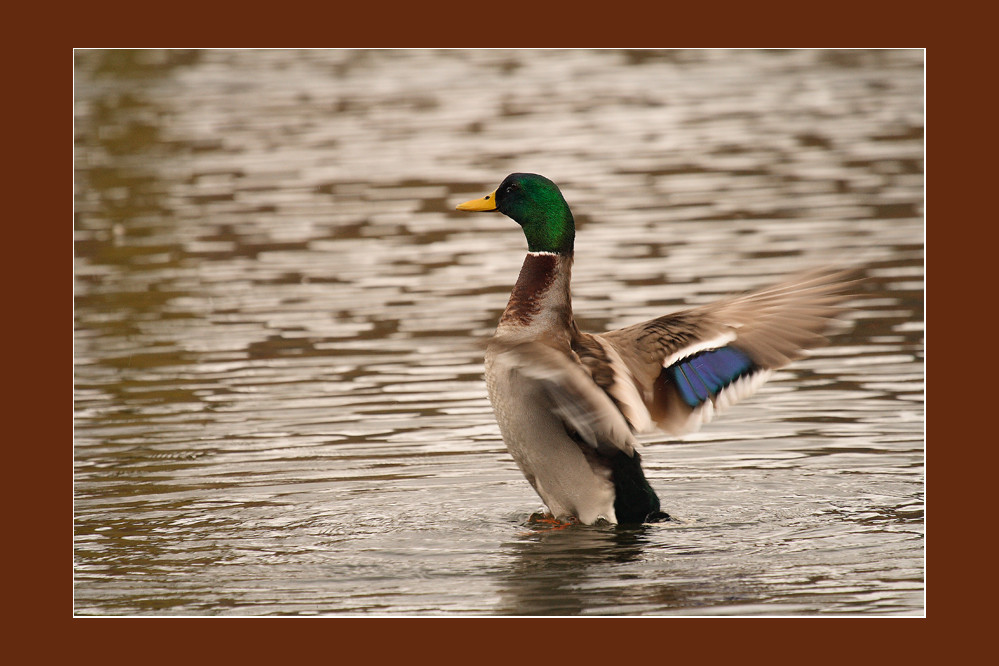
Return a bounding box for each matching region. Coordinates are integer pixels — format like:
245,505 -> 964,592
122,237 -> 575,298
456,189 -> 498,211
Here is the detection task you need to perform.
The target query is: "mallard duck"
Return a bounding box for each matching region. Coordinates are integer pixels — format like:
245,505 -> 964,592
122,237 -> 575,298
456,173 -> 853,525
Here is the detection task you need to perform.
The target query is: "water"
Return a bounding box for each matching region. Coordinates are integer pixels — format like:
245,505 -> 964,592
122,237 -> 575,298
73,49 -> 924,615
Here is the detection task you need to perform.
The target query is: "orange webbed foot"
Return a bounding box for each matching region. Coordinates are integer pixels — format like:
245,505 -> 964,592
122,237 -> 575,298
525,511 -> 579,531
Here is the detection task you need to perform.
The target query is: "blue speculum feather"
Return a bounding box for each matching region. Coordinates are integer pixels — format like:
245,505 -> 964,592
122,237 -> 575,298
668,346 -> 756,408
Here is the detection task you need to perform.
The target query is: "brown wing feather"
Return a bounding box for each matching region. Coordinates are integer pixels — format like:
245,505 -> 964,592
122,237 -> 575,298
583,269 -> 859,435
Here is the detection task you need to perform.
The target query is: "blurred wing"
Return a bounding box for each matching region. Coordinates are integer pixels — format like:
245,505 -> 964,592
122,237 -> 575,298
489,340 -> 637,458
576,269 -> 856,436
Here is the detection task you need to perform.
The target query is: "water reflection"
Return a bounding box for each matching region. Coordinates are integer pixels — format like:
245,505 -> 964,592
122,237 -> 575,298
498,522 -> 776,615
499,525 -> 661,615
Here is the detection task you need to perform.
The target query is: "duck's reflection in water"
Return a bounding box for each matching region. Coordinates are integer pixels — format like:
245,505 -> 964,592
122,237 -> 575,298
495,519 -> 764,616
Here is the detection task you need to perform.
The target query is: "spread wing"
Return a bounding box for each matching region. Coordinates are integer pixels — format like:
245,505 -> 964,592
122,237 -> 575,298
574,269 -> 857,436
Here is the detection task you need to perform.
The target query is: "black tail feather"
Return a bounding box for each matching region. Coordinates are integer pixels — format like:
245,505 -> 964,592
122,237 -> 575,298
611,451 -> 671,524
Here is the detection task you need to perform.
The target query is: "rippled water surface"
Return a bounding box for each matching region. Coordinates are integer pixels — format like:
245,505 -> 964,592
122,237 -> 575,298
74,49 -> 924,615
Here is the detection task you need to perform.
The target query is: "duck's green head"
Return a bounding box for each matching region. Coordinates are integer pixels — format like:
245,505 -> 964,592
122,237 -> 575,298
456,173 -> 575,255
